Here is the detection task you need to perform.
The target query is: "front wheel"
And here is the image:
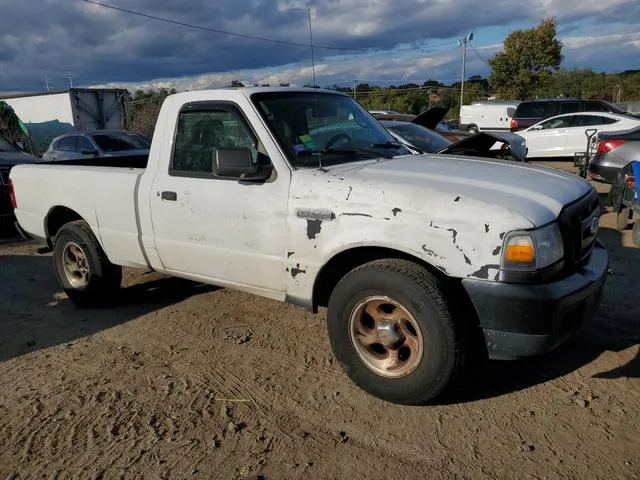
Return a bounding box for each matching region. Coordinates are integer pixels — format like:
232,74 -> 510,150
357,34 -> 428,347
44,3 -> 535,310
327,259 -> 464,405
53,220 -> 122,306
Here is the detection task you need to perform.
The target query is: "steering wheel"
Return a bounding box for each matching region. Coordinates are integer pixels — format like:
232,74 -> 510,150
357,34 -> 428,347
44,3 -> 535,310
324,133 -> 352,150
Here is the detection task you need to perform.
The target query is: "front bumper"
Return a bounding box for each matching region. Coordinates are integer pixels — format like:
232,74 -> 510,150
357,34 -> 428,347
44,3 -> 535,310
462,243 -> 608,359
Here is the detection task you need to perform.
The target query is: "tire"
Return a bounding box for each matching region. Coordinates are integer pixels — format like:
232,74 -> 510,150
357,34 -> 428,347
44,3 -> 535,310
616,206 -> 631,230
633,220 -> 640,247
466,125 -> 478,134
327,259 -> 464,405
53,220 -> 122,306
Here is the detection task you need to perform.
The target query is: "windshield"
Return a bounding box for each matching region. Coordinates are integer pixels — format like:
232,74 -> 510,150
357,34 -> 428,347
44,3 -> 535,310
90,132 -> 150,152
251,91 -> 409,167
0,136 -> 18,152
387,123 -> 451,153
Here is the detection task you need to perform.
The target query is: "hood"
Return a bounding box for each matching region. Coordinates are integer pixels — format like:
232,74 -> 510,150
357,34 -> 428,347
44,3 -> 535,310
0,150 -> 39,166
324,154 -> 591,226
371,106 -> 449,130
438,131 -> 527,162
411,106 -> 448,130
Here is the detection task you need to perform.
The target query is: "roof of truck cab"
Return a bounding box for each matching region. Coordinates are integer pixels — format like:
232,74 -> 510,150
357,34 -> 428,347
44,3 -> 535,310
168,87 -> 348,100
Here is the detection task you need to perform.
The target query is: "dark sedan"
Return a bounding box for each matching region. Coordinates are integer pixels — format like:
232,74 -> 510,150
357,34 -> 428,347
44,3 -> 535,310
42,131 -> 150,162
380,120 -> 527,162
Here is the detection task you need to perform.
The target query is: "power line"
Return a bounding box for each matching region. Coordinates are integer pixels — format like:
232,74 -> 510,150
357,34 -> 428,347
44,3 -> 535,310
471,46 -> 491,65
82,0 -> 362,51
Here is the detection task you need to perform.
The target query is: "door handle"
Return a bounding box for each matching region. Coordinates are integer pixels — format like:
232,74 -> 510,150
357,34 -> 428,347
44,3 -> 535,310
161,191 -> 177,201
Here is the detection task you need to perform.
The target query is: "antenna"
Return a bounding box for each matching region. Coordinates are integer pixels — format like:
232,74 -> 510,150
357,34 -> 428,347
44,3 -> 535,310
307,8 -> 316,87
44,75 -> 53,92
307,8 -> 324,171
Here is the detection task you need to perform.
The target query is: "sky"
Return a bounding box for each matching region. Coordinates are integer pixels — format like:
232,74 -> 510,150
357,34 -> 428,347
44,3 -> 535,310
0,0 -> 639,95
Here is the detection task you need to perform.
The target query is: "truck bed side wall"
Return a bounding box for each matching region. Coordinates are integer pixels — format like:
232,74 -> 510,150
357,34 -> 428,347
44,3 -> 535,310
11,164 -> 147,268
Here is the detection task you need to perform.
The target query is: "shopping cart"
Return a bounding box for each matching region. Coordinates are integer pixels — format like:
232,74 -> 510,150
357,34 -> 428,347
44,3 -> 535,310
609,160 -> 640,246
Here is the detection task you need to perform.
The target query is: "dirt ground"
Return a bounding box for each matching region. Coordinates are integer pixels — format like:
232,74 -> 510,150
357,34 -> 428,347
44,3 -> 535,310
0,162 -> 638,479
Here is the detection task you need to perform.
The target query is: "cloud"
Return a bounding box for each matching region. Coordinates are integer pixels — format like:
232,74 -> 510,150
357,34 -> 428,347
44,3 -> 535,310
0,0 -> 638,93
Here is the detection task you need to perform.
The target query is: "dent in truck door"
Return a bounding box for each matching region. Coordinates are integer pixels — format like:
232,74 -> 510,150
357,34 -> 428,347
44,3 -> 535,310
149,102 -> 289,294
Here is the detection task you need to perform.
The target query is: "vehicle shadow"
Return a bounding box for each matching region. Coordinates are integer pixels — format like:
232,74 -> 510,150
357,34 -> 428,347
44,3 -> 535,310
0,251 -> 217,362
441,226 -> 639,404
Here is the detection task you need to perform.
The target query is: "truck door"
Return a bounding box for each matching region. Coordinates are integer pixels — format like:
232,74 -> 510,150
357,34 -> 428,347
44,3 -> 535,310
149,102 -> 289,295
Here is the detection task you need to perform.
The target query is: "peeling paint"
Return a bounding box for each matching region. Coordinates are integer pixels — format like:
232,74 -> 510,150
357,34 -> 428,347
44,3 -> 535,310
463,254 -> 471,265
306,219 -> 322,239
342,212 -> 373,218
290,264 -> 307,278
421,244 -> 445,260
492,245 -> 501,256
471,264 -> 500,279
484,223 -> 490,233
384,217 -> 390,221
454,196 -> 461,202
346,186 -> 353,201
392,207 -> 402,217
287,251 -> 295,258
499,232 -> 506,240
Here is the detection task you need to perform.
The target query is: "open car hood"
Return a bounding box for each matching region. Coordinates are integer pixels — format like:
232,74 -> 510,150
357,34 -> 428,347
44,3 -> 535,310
410,106 -> 448,130
438,131 -> 527,162
371,106 -> 449,130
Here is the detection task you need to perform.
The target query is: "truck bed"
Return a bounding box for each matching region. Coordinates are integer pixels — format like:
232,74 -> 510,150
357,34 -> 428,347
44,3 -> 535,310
42,154 -> 148,169
10,161 -> 148,268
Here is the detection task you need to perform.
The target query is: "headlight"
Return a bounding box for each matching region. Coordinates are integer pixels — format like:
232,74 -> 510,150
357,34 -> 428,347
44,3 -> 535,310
501,223 -> 564,271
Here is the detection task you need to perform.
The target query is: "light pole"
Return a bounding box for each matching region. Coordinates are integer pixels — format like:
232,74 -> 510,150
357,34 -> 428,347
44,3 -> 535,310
458,33 -> 473,111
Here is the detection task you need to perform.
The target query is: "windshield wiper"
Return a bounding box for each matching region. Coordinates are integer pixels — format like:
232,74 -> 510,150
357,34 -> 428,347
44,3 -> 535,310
370,141 -> 403,149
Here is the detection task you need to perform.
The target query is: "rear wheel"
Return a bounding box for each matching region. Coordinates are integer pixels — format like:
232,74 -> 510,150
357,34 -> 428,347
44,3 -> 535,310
466,125 -> 478,135
327,259 -> 464,405
53,220 -> 122,306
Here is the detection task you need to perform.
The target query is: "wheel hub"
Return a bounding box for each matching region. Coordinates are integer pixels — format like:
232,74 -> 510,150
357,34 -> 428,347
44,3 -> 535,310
349,295 -> 424,378
61,242 -> 90,289
375,321 -> 404,348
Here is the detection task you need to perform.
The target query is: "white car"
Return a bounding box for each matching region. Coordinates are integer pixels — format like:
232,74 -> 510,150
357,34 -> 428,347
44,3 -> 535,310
517,112 -> 640,158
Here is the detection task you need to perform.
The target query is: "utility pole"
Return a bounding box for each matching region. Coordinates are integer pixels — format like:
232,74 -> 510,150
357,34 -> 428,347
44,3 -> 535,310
44,75 -> 52,92
353,79 -> 357,100
458,33 -> 473,110
68,72 -> 74,89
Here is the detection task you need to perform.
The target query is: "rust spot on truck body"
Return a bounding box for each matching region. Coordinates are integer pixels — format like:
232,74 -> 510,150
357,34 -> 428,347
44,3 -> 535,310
307,219 -> 322,239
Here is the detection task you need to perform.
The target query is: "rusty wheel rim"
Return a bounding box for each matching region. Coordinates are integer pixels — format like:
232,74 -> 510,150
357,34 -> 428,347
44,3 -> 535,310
62,242 -> 90,289
349,295 -> 424,378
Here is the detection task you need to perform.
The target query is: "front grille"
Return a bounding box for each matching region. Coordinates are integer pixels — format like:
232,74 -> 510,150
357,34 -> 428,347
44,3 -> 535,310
558,189 -> 600,271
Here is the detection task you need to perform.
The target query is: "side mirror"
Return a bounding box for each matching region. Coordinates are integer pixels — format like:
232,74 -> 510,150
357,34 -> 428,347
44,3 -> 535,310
213,147 -> 271,181
81,148 -> 98,156
15,141 -> 25,151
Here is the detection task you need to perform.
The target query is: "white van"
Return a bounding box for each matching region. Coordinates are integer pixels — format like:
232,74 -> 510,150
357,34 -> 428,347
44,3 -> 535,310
459,101 -> 520,133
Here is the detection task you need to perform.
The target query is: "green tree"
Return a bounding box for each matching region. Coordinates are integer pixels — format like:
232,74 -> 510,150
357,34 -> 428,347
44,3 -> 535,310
489,18 -> 563,99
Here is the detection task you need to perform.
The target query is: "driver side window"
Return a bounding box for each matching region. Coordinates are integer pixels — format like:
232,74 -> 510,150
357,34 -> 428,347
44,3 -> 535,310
171,104 -> 260,177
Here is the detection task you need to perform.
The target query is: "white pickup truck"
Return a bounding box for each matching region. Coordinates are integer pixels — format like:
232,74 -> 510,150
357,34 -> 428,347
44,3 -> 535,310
10,87 -> 608,405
